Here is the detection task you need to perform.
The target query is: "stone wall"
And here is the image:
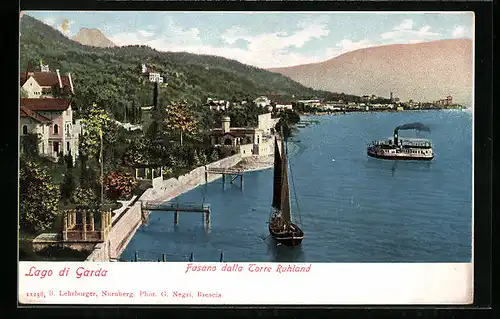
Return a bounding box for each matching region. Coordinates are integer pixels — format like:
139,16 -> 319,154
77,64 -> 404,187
85,202 -> 142,262
86,154 -> 243,262
239,144 -> 254,157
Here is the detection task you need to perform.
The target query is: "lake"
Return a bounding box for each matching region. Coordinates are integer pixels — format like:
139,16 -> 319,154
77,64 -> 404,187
121,110 -> 473,262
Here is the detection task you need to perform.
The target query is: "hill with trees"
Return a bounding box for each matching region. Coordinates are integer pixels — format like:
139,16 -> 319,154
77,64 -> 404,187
19,14 -> 343,122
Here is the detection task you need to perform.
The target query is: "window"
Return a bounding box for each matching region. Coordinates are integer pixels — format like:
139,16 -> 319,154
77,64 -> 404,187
53,124 -> 59,134
53,142 -> 59,153
22,125 -> 28,135
67,142 -> 70,152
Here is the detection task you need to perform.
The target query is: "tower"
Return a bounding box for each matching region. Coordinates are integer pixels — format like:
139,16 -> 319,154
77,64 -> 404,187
222,116 -> 230,134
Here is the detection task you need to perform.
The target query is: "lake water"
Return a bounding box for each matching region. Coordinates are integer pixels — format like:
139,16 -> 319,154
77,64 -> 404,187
121,110 -> 473,262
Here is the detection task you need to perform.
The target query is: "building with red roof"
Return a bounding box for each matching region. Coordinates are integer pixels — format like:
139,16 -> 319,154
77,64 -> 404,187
20,98 -> 81,160
20,61 -> 74,98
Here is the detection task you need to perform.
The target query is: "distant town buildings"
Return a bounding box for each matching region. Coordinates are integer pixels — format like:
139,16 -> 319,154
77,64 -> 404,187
435,95 -> 453,106
253,96 -> 271,108
207,98 -> 229,111
274,102 -> 293,111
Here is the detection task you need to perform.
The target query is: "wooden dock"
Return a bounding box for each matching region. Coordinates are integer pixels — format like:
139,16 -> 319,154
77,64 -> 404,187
141,201 -> 212,227
205,167 -> 244,188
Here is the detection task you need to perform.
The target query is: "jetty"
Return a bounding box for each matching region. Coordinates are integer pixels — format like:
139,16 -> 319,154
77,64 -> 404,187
121,250 -> 225,262
141,200 -> 212,227
205,167 -> 244,188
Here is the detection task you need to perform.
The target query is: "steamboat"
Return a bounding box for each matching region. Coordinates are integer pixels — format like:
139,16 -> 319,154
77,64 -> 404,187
367,126 -> 434,161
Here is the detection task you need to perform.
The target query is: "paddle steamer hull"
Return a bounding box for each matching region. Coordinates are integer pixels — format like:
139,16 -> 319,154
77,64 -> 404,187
367,148 -> 434,161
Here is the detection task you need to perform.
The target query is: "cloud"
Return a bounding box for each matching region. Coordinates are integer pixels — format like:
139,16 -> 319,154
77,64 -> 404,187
57,19 -> 74,37
137,30 -> 155,38
110,19 -> 332,68
381,19 -> 440,42
221,21 -> 330,52
452,26 -> 465,37
43,17 -> 56,27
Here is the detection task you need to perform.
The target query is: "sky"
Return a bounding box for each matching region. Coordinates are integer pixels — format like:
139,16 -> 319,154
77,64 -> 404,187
25,11 -> 474,69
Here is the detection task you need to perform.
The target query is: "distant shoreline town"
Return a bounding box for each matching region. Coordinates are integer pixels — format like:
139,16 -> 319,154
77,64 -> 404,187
207,93 -> 465,116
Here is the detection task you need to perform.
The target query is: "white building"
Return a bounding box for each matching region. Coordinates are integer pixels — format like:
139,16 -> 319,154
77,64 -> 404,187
210,113 -> 279,157
275,103 -> 293,111
20,62 -> 74,98
253,96 -> 271,108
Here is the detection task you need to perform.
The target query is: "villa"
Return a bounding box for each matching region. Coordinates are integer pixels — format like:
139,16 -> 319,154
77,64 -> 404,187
20,98 -> 82,161
210,113 -> 278,157
19,61 -> 81,161
20,61 -> 74,98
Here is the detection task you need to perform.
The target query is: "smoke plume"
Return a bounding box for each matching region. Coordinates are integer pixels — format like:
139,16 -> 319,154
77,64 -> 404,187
395,122 -> 431,132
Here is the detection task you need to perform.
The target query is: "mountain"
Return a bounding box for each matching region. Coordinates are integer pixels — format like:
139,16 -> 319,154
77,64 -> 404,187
268,39 -> 473,105
72,28 -> 117,48
19,15 -> 340,121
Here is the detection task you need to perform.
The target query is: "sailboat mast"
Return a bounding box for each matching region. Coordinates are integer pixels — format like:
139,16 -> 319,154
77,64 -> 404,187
280,127 -> 292,225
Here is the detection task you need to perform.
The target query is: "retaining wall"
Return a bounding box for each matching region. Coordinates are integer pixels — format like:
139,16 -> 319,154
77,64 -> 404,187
86,154 -> 243,262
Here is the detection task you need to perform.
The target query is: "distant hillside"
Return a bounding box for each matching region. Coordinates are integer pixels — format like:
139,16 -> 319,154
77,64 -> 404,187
268,39 -> 473,105
72,28 -> 117,48
19,15 -> 341,122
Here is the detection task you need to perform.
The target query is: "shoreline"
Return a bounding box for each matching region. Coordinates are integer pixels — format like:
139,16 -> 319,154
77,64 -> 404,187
141,155 -> 274,204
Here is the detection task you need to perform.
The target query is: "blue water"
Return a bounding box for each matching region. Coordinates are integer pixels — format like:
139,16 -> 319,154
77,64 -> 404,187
121,110 -> 472,262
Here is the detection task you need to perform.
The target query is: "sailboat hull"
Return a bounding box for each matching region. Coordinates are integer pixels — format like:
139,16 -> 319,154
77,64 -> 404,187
269,223 -> 304,247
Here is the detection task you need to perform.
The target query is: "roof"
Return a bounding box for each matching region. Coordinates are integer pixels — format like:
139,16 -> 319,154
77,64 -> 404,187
222,131 -> 247,137
211,128 -> 257,137
20,72 -> 72,88
20,106 -> 52,123
21,98 -> 72,111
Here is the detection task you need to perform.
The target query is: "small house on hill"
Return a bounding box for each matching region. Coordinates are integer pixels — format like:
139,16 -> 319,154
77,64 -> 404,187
20,61 -> 74,98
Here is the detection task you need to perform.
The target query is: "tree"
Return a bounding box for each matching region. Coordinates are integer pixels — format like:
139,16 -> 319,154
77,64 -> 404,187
72,187 -> 100,210
164,100 -> 198,146
209,148 -> 219,162
104,171 -> 138,200
19,160 -> 59,233
20,133 -> 40,158
79,103 -> 112,160
60,172 -> 75,205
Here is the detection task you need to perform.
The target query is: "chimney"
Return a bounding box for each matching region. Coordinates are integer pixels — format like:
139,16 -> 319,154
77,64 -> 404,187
153,82 -> 158,108
26,62 -> 35,76
394,129 -> 399,146
67,72 -> 74,93
56,69 -> 62,88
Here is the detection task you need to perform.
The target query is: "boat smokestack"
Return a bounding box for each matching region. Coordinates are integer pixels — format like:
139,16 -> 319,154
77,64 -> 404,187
394,129 -> 399,146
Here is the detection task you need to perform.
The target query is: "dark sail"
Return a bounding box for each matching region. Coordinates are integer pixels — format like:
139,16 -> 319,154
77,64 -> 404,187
271,137 -> 282,210
280,136 -> 292,224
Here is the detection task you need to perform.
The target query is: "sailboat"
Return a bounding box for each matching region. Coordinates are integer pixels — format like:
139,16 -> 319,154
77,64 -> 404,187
268,128 -> 304,247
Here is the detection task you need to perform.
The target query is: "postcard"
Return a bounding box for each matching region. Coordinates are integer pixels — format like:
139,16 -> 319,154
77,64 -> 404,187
18,10 -> 474,305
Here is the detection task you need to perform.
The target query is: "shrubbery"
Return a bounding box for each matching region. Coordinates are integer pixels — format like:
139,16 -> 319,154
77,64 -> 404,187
104,171 -> 138,200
